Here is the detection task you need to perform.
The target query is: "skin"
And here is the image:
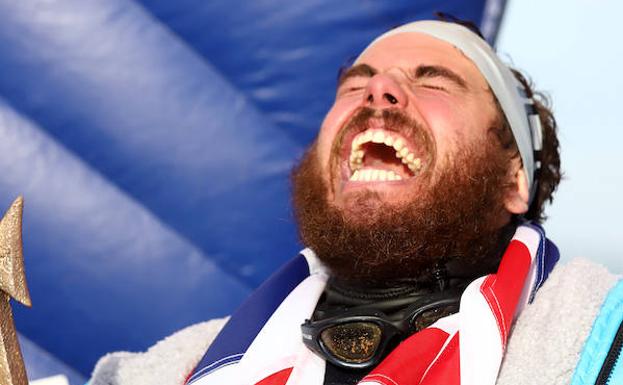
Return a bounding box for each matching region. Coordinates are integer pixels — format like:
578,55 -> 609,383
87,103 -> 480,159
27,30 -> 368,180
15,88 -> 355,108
315,32 -> 529,219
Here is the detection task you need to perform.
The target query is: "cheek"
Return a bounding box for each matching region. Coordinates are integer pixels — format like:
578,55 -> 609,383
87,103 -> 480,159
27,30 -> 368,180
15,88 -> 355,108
413,94 -> 476,157
317,97 -> 361,166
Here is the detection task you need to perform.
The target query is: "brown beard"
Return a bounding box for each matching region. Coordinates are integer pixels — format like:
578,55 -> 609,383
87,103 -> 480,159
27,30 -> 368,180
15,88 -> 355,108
291,110 -> 516,286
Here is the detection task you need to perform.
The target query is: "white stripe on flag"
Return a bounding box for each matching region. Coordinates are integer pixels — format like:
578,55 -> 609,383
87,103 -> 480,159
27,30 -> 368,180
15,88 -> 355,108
459,277 -> 504,385
238,273 -> 328,385
511,227 -> 541,317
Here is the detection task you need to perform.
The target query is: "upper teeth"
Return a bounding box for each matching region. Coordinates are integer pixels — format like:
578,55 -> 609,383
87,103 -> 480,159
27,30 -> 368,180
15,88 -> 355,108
349,129 -> 422,176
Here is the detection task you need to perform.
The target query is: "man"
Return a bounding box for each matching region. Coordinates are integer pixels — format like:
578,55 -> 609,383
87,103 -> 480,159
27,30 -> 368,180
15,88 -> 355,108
90,20 -> 622,385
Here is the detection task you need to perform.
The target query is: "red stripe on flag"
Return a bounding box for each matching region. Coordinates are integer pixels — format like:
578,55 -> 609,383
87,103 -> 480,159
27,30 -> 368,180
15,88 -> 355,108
480,240 -> 532,348
361,328 -> 450,385
419,332 -> 460,385
255,367 -> 293,385
183,369 -> 194,385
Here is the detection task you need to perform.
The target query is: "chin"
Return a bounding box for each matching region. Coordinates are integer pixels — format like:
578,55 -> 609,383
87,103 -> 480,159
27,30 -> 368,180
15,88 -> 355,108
332,189 -> 407,228
338,200 -> 383,225
334,179 -> 422,212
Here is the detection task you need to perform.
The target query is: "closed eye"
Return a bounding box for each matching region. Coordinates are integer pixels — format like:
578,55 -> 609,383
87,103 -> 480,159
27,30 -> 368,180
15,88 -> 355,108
420,84 -> 447,91
410,65 -> 468,91
337,84 -> 366,97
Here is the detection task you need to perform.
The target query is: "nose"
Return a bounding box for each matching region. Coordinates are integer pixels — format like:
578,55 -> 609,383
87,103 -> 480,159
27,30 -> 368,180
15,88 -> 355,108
364,74 -> 408,109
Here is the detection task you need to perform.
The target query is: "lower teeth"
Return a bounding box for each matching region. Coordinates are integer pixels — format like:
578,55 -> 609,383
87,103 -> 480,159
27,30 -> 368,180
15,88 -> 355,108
350,169 -> 403,182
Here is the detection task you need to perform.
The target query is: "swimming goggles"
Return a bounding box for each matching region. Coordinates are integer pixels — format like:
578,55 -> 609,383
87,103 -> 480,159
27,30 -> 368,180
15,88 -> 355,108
301,295 -> 460,369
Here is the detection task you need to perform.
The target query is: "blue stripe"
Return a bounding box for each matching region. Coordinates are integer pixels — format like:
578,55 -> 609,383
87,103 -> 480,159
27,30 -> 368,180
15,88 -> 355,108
188,254 -> 310,382
525,222 -> 559,303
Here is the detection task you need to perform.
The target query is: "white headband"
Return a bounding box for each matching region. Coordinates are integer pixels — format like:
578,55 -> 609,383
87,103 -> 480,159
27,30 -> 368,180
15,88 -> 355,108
356,20 -> 543,203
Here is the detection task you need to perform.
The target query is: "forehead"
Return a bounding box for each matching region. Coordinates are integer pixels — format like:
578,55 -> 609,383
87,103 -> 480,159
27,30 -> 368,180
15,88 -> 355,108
357,32 -> 488,88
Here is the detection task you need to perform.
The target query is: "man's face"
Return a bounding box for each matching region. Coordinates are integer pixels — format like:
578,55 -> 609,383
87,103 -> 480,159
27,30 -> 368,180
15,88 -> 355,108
316,32 -> 499,215
292,32 -> 521,283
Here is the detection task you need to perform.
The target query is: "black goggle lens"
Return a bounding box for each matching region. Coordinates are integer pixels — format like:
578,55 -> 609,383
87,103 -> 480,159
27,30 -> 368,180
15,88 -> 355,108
320,322 -> 383,364
412,303 -> 459,331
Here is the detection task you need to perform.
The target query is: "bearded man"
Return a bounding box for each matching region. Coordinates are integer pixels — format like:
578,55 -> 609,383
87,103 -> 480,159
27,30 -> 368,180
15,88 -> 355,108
89,20 -> 623,385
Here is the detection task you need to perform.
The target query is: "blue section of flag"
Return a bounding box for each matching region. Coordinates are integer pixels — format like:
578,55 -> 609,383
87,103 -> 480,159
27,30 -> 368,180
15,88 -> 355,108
525,222 -> 559,302
542,238 -> 560,284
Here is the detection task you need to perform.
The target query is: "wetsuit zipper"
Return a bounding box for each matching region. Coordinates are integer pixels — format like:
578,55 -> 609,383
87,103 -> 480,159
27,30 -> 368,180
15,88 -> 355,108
595,318 -> 623,385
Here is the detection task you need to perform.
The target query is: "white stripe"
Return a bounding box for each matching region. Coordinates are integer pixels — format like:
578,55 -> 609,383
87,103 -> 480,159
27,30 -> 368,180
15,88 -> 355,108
529,225 -> 547,294
459,277 -> 504,385
238,273 -> 328,385
358,382 -> 385,385
511,226 -> 540,317
361,373 -> 399,385
189,353 -> 243,379
285,345 -> 326,385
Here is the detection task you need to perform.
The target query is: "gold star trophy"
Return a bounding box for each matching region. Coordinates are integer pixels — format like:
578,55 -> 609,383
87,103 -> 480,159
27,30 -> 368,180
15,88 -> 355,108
0,197 -> 31,385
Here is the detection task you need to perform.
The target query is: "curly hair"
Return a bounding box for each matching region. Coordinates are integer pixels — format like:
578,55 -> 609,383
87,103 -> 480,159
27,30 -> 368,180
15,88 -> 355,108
490,69 -> 562,223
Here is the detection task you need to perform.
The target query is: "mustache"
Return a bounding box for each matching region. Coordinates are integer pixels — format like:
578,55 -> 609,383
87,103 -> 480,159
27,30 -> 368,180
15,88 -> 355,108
330,107 -> 436,168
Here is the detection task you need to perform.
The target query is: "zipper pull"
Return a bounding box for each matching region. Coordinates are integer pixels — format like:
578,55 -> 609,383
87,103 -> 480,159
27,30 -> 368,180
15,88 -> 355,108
433,263 -> 449,292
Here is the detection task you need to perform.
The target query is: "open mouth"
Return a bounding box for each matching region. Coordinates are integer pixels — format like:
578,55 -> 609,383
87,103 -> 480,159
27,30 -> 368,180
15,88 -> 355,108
346,129 -> 425,182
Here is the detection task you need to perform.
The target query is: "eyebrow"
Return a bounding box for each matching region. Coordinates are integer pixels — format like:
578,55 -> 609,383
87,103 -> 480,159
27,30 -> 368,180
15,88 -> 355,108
337,64 -> 377,87
414,65 -> 468,90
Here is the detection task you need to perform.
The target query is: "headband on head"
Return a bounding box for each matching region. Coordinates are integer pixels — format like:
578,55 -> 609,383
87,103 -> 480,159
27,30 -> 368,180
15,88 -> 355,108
355,20 -> 543,204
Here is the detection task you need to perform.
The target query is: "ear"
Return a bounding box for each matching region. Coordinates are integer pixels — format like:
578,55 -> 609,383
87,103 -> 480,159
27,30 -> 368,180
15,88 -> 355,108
504,157 -> 530,215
